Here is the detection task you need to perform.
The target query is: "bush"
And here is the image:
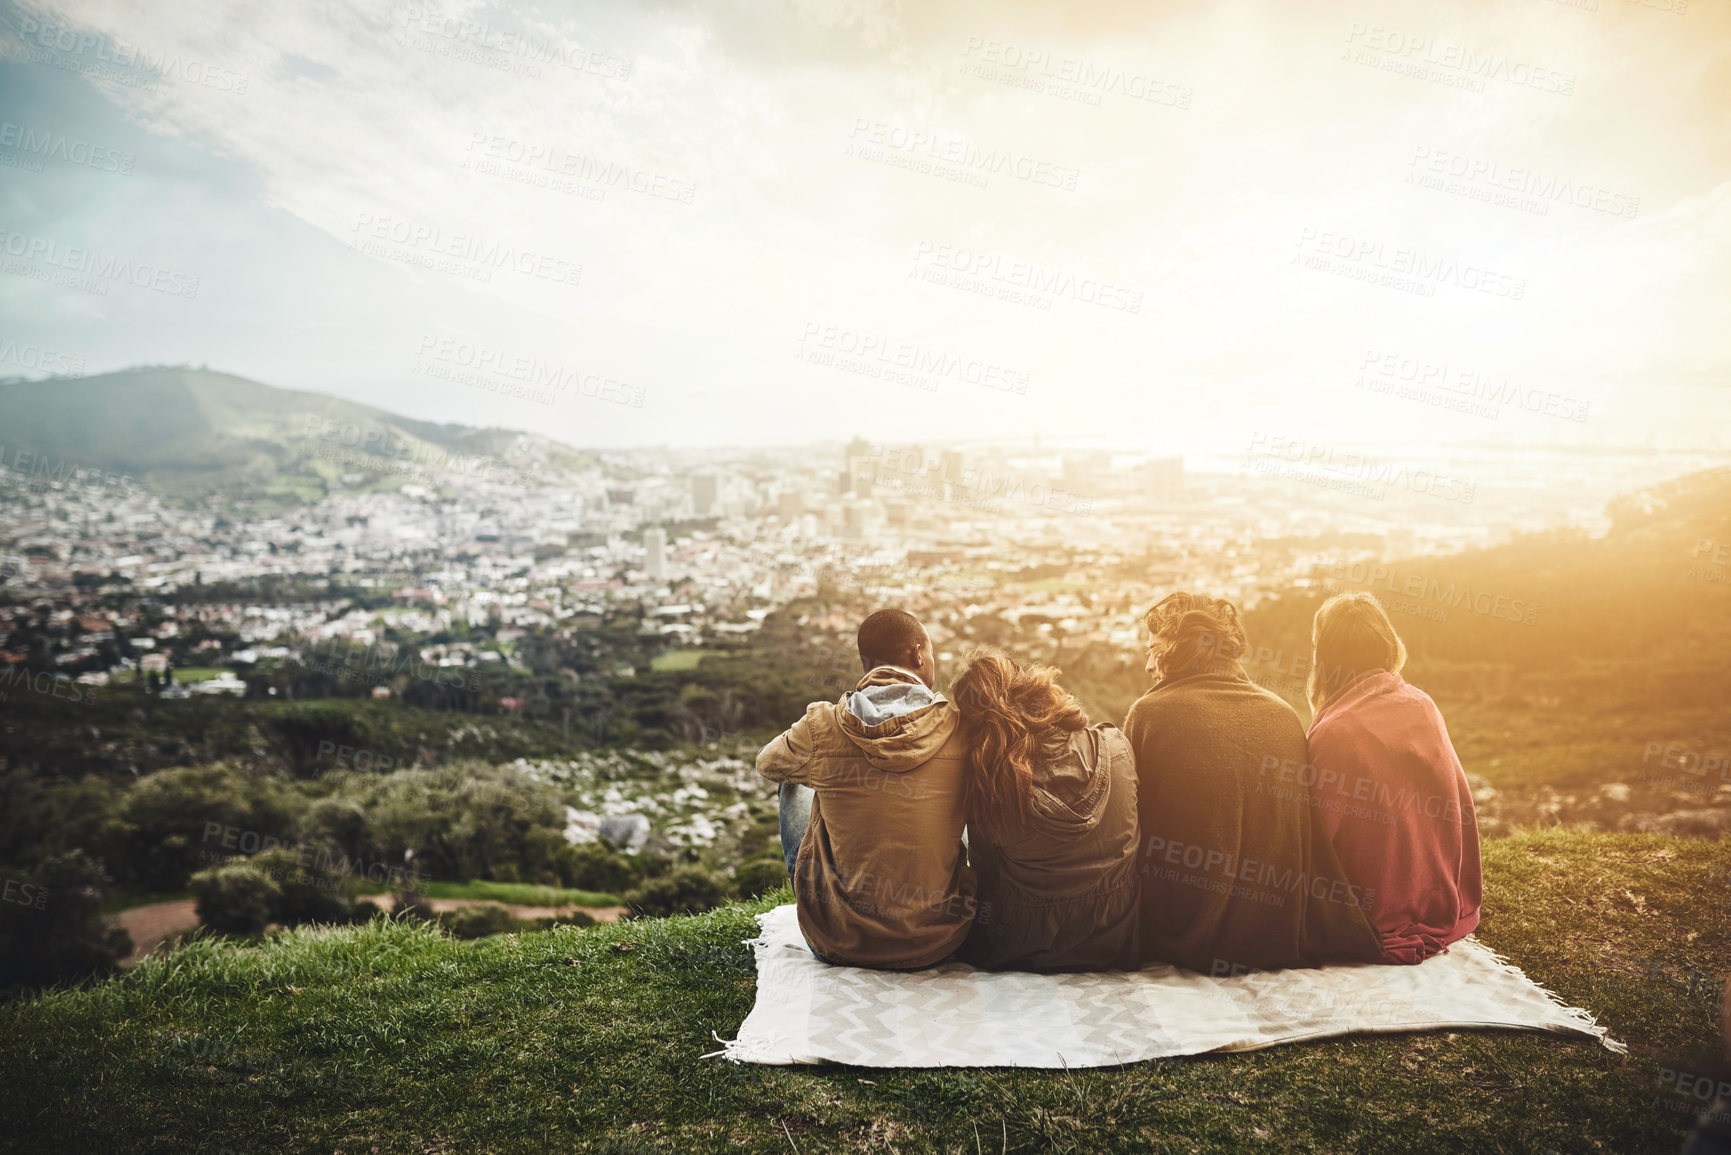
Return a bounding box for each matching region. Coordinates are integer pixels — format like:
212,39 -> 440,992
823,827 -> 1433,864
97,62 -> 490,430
559,842 -> 642,894
190,863 -> 281,935
121,764 -> 296,890
440,903 -> 515,940
732,857 -> 789,900
623,867 -> 731,918
249,847 -> 355,926
0,851 -> 131,988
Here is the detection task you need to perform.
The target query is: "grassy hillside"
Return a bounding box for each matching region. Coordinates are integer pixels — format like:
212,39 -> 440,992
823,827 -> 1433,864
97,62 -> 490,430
2,831 -> 1727,1153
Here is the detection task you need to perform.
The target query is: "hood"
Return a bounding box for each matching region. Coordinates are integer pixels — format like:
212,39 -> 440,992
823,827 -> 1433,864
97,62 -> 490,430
839,666 -> 957,772
1024,724 -> 1117,832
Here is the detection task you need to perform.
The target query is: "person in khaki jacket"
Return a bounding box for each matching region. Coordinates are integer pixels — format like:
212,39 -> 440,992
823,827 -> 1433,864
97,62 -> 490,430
756,609 -> 975,970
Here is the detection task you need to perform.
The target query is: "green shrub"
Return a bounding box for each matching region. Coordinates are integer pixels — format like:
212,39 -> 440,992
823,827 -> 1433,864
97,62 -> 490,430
0,851 -> 131,988
732,857 -> 789,900
121,765 -> 296,890
623,866 -> 731,918
190,863 -> 281,935
559,842 -> 642,894
439,903 -> 515,939
249,847 -> 355,926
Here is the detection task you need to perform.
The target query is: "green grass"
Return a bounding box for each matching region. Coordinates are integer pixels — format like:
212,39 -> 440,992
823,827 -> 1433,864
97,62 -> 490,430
2,831 -> 1727,1153
650,649 -> 721,672
417,880 -> 622,908
108,667 -> 228,684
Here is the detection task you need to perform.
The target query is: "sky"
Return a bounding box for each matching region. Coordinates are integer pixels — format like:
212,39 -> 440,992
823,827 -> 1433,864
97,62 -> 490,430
0,0 -> 1728,457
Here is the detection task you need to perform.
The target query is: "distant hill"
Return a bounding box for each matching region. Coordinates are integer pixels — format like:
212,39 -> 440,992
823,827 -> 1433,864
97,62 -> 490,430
1243,465 -> 1731,705
0,367 -> 592,504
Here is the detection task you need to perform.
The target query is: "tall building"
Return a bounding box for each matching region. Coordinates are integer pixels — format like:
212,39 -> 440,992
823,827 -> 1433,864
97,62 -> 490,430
691,474 -> 719,517
643,526 -> 666,582
940,450 -> 967,500
1147,457 -> 1185,502
777,490 -> 804,521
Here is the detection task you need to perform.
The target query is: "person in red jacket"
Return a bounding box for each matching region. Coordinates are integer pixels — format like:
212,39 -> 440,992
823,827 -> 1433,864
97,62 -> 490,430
1303,592 -> 1483,964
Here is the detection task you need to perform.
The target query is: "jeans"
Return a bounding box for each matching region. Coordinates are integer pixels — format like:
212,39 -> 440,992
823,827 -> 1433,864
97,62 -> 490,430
778,782 -> 814,880
776,782 -> 829,963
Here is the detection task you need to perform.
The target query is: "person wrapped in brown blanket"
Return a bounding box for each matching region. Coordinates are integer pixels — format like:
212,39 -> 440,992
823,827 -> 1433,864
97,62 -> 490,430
1125,592 -> 1386,974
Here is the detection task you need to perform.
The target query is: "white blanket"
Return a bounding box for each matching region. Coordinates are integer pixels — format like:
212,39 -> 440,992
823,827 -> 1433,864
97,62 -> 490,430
718,905 -> 1623,1067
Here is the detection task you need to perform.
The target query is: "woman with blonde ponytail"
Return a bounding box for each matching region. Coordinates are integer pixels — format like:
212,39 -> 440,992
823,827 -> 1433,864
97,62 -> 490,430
1305,592 -> 1482,964
952,655 -> 1140,972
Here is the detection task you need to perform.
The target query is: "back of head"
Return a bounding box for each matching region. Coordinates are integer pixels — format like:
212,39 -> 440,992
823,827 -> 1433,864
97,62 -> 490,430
1308,592 -> 1407,713
1143,592 -> 1247,681
953,654 -> 1088,827
856,608 -> 924,672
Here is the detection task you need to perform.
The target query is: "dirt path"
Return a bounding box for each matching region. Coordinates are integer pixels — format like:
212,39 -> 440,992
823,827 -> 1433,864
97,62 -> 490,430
107,896 -> 627,966
110,899 -> 201,966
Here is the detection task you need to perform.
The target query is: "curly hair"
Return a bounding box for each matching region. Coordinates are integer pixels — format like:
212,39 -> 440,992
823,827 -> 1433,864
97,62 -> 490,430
1141,592 -> 1247,683
952,655 -> 1089,828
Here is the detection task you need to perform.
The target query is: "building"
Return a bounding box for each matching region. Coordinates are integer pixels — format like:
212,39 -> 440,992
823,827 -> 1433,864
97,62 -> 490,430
643,526 -> 667,582
1146,457 -> 1185,502
691,475 -> 719,517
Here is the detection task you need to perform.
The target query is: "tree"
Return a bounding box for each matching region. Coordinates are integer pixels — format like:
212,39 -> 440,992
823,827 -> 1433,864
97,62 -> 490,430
0,851 -> 132,987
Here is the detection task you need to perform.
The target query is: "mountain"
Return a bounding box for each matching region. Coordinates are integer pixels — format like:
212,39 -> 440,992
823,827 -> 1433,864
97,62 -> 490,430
0,366 -> 591,504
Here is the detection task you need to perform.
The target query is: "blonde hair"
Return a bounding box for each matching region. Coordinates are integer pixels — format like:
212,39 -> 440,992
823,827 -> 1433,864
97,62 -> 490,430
1308,592 -> 1407,713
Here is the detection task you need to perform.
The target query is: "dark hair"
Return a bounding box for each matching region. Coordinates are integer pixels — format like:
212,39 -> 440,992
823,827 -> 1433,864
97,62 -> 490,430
1141,592 -> 1247,682
856,608 -> 925,671
953,655 -> 1088,827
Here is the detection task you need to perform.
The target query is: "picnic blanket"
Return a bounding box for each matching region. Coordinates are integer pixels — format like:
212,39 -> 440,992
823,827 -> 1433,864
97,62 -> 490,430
716,904 -> 1623,1067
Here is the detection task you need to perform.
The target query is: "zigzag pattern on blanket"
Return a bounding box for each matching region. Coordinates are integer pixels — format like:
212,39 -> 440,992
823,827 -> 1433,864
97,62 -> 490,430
719,905 -> 1623,1068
